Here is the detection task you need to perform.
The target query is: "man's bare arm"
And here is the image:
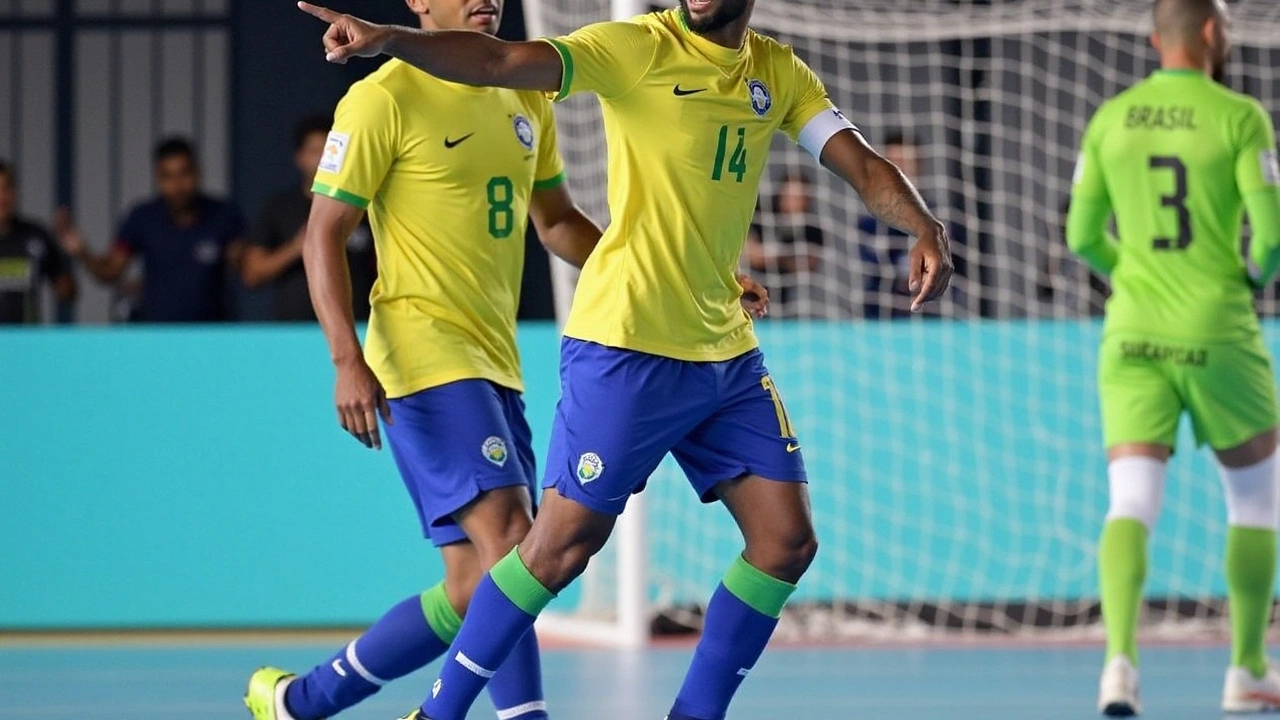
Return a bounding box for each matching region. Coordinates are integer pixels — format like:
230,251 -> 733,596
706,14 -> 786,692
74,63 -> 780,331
304,195 -> 365,365
298,2 -> 563,92
529,184 -> 602,270
819,129 -> 954,310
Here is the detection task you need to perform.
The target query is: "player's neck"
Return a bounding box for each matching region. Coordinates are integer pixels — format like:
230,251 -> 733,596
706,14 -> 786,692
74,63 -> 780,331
694,15 -> 752,50
1160,48 -> 1210,75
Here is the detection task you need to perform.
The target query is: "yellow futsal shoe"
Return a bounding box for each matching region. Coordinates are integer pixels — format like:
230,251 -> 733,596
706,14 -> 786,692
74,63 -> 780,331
245,666 -> 300,720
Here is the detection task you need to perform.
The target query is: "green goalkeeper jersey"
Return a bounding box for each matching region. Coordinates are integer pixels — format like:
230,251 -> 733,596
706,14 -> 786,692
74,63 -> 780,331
1068,69 -> 1280,342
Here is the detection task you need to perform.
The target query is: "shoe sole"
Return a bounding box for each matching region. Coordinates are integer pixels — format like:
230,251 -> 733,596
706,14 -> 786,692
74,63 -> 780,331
1102,701 -> 1138,717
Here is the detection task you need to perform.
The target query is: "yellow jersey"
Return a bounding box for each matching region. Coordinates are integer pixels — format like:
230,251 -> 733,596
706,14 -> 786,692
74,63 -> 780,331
543,10 -> 835,361
314,59 -> 566,397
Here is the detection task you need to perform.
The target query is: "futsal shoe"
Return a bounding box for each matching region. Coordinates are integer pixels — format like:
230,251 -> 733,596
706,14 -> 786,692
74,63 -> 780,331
245,667 -> 301,720
1097,655 -> 1142,716
1223,661 -> 1280,712
395,711 -> 428,720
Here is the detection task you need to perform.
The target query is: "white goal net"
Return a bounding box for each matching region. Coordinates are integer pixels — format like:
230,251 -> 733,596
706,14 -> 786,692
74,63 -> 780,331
527,0 -> 1280,644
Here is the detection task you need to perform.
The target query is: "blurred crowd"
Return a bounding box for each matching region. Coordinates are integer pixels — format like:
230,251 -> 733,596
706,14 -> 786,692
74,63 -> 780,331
0,120 -> 1091,325
0,115 -> 375,325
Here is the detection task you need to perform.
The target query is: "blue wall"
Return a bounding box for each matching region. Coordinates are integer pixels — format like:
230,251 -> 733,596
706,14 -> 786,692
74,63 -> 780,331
0,321 -> 1251,628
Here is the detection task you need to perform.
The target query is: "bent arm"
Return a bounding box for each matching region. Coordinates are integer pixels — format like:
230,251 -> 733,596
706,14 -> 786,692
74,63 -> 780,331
820,129 -> 944,238
242,229 -> 305,288
304,195 -> 366,365
528,184 -> 602,269
79,245 -> 130,284
1065,195 -> 1118,276
1246,188 -> 1280,287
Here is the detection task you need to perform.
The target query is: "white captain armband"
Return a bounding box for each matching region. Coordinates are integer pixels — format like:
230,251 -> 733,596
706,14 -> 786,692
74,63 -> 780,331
798,107 -> 858,160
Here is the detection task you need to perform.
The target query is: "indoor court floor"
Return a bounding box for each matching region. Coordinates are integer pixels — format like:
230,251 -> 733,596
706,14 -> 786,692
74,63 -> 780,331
0,639 -> 1240,719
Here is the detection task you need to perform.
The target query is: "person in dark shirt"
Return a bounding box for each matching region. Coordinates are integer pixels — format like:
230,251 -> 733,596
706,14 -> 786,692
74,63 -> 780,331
60,138 -> 246,322
0,161 -> 76,324
858,131 -> 967,318
744,171 -> 826,317
241,115 -> 375,321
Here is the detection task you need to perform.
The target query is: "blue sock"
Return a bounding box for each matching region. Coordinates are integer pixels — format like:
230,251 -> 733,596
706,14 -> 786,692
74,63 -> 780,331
485,629 -> 548,719
286,585 -> 460,719
423,550 -> 555,720
668,556 -> 797,720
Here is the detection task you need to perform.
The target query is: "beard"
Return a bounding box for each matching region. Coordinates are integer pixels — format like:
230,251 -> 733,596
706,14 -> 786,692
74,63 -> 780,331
679,0 -> 749,33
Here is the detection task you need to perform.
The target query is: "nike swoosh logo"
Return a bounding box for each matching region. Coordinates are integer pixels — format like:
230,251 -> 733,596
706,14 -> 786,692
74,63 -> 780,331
786,443 -> 801,453
673,85 -> 708,97
443,133 -> 475,149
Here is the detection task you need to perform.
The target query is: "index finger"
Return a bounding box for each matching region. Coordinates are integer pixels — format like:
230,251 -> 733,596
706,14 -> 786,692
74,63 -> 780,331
297,1 -> 340,23
911,261 -> 940,313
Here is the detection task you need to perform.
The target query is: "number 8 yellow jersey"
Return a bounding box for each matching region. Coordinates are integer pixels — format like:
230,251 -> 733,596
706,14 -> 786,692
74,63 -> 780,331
543,9 -> 838,361
314,59 -> 566,397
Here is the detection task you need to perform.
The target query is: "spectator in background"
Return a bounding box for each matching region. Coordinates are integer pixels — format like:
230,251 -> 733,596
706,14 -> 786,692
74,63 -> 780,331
0,161 -> 76,324
745,171 -> 825,317
59,138 -> 246,322
241,115 -> 375,321
858,131 -> 967,318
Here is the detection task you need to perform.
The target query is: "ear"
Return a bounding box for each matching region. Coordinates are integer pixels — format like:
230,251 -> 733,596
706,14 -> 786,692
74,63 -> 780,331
1149,29 -> 1161,53
405,0 -> 430,13
1202,16 -> 1217,47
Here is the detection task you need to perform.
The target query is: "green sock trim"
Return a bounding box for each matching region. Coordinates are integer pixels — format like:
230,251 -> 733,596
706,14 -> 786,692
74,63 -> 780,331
420,582 -> 463,645
1226,525 -> 1276,678
1099,518 -> 1147,666
722,555 -> 797,619
489,548 -> 555,616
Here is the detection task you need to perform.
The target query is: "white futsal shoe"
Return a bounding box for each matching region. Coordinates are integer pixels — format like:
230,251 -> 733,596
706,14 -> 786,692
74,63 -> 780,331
1098,655 -> 1141,716
1223,660 -> 1280,713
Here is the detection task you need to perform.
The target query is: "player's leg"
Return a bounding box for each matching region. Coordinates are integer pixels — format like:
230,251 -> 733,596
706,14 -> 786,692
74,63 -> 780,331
421,489 -> 617,720
1184,337 -> 1280,710
451,392 -> 549,720
420,339 -> 713,720
1094,335 -> 1182,716
665,350 -> 813,720
246,381 -> 536,720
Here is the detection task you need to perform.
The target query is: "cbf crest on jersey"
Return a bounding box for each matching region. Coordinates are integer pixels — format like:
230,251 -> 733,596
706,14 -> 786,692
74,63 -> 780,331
747,79 -> 772,117
482,436 -> 509,467
577,452 -> 604,484
513,115 -> 535,151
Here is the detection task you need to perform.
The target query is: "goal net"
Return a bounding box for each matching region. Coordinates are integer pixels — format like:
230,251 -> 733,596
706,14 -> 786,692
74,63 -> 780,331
527,0 -> 1280,644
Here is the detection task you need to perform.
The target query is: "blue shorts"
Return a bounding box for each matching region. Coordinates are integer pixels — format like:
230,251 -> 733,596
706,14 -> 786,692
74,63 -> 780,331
544,339 -> 807,515
385,379 -> 536,547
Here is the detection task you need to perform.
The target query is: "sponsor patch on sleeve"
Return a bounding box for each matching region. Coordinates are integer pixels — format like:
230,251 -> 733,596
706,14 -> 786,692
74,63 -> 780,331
319,131 -> 351,174
1261,148 -> 1280,186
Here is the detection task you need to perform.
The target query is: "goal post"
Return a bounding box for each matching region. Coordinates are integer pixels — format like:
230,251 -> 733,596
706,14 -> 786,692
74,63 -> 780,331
528,0 -> 653,649
530,0 -> 1280,645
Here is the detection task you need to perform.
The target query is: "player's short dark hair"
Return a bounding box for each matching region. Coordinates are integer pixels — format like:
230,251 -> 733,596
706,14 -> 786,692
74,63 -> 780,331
0,159 -> 13,185
154,137 -> 198,166
884,130 -> 917,148
1154,0 -> 1222,43
293,114 -> 333,151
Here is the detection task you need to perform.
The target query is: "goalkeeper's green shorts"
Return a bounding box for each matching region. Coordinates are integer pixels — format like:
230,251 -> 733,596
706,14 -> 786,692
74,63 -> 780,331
1098,332 -> 1278,451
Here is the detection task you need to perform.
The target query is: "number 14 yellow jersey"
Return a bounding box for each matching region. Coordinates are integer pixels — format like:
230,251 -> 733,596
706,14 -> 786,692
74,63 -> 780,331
543,10 -> 836,361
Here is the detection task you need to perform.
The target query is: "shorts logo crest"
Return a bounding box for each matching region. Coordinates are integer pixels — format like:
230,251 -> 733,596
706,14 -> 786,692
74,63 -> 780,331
576,452 -> 604,483
319,131 -> 350,174
482,436 -> 509,467
747,79 -> 772,117
513,115 -> 535,151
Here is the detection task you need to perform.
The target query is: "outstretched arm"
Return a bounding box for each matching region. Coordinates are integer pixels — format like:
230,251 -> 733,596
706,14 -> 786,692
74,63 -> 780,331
298,2 -> 563,91
819,129 -> 953,312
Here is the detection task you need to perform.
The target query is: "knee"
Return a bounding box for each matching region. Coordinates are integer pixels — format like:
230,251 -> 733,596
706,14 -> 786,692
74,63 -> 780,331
747,526 -> 818,584
1220,452 -> 1279,530
1107,455 -> 1167,531
520,538 -> 595,592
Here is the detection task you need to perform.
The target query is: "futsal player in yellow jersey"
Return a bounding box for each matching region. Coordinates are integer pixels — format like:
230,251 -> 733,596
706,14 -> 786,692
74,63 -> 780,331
244,2 -> 606,720
300,1 -> 953,718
